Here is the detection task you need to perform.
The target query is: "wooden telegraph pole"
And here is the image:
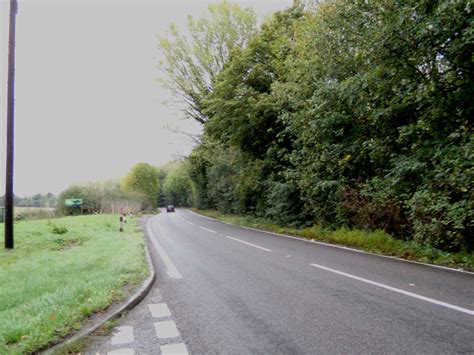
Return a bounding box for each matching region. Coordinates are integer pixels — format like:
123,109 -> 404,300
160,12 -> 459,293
5,0 -> 18,249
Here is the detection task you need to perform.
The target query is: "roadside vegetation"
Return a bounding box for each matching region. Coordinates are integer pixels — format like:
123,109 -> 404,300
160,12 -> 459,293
0,215 -> 148,354
54,162 -> 182,216
156,1 -> 473,258
13,207 -> 56,220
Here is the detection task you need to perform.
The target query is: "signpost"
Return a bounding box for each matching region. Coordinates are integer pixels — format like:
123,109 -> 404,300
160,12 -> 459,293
65,199 -> 83,215
65,199 -> 83,208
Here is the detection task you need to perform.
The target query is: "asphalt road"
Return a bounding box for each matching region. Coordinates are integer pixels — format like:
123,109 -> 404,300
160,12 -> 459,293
88,209 -> 474,354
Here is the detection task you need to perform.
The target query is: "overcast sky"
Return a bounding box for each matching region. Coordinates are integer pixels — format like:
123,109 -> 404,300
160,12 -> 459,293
0,0 -> 291,197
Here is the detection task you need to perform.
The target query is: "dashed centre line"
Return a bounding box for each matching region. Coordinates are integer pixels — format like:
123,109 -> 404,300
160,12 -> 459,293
225,236 -> 272,252
199,226 -> 217,234
309,263 -> 474,316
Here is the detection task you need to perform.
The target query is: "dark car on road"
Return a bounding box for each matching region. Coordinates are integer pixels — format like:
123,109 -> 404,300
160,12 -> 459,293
166,205 -> 175,212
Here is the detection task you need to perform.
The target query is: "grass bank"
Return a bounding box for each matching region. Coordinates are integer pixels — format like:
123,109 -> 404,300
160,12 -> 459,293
0,214 -> 148,354
194,209 -> 474,272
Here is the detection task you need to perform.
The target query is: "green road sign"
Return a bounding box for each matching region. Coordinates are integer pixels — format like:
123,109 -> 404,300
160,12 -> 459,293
65,199 -> 83,208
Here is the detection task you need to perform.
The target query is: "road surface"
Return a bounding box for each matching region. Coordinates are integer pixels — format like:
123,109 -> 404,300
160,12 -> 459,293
87,209 -> 474,354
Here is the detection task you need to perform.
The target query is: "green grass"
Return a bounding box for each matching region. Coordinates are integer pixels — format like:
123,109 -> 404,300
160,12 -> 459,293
194,209 -> 474,271
0,215 -> 148,354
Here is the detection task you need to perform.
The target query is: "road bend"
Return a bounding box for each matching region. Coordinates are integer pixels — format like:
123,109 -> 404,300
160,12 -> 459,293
88,209 -> 474,354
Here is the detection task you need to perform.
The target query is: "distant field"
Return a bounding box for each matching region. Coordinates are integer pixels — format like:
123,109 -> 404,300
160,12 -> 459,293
0,214 -> 148,354
13,207 -> 56,220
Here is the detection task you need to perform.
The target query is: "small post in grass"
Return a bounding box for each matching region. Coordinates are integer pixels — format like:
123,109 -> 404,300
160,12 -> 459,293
119,215 -> 124,232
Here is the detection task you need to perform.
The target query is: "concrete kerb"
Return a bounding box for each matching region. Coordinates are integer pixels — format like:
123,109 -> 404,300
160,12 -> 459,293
43,216 -> 156,354
186,209 -> 474,275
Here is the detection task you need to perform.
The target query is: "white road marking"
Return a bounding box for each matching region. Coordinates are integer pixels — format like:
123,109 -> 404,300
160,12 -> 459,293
148,303 -> 171,318
186,221 -> 195,226
147,218 -> 183,279
154,320 -> 180,339
110,326 -> 134,345
199,226 -> 217,234
188,209 -> 474,275
107,348 -> 135,355
310,263 -> 474,316
176,215 -> 186,222
225,236 -> 272,252
160,343 -> 189,355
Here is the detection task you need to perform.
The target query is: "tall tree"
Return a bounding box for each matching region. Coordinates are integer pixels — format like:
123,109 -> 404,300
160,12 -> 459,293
162,162 -> 194,207
158,1 -> 257,124
122,163 -> 160,207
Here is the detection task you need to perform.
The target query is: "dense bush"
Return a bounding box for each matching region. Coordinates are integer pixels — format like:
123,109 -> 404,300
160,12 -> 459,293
56,181 -> 147,215
162,163 -> 194,207
168,1 -> 473,252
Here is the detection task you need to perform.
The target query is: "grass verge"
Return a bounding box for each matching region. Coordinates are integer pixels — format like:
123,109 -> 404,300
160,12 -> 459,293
194,209 -> 474,272
0,215 -> 148,354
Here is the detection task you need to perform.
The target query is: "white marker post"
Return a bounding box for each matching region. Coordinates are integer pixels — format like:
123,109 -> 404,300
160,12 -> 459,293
119,215 -> 124,232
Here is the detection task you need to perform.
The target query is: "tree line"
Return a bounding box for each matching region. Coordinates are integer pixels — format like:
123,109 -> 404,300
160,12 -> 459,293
1,161 -> 191,216
0,193 -> 57,208
56,161 -> 192,215
158,0 -> 473,252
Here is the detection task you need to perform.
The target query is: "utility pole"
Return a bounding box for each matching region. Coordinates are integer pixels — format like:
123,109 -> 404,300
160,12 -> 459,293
5,0 -> 18,249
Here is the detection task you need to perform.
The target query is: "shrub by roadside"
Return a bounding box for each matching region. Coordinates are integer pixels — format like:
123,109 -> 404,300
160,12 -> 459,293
0,215 -> 148,354
194,209 -> 474,272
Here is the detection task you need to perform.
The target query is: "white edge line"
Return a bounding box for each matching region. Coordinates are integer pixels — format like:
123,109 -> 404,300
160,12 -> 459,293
186,210 -> 474,275
309,263 -> 474,316
199,226 -> 217,234
147,217 -> 183,279
226,235 -> 272,252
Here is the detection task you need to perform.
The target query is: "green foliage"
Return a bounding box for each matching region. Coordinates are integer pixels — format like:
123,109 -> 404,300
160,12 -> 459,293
162,162 -> 194,206
57,184 -> 100,215
179,0 -> 473,252
408,190 -> 473,251
285,0 -> 473,250
190,6 -> 307,218
187,139 -> 267,214
57,180 -> 147,215
158,0 -> 257,123
265,182 -> 306,226
122,163 -> 161,208
50,223 -> 68,235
